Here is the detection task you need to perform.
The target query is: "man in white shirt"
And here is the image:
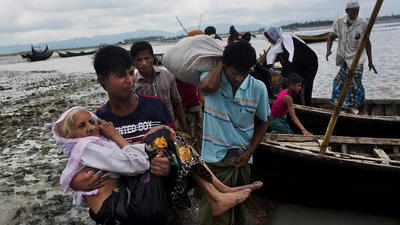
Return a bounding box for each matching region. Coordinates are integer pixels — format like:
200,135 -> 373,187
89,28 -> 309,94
326,0 -> 377,114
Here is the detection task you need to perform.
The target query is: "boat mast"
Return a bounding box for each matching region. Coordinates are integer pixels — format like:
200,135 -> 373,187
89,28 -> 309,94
176,16 -> 188,35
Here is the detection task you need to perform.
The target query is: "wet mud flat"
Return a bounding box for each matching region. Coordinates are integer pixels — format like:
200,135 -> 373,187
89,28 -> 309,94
1,70 -> 112,225
0,68 -> 215,225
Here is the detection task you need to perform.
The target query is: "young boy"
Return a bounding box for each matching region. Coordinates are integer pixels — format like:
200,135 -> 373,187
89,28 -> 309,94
270,73 -> 312,135
130,41 -> 189,133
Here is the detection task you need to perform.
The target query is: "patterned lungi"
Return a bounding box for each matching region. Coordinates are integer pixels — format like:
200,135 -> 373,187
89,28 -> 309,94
331,65 -> 365,109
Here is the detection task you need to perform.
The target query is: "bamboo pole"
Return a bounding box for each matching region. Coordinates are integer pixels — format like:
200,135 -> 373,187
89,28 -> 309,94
320,0 -> 384,154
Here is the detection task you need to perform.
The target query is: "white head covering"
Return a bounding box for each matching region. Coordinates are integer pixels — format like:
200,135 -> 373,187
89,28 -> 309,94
346,0 -> 360,9
264,26 -> 305,65
52,106 -> 119,205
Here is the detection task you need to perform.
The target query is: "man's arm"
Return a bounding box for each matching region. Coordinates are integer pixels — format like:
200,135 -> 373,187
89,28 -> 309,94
326,33 -> 337,61
199,60 -> 223,93
71,146 -> 170,192
236,118 -> 269,168
365,38 -> 378,73
70,168 -> 106,191
169,78 -> 190,133
174,102 -> 189,133
236,81 -> 270,167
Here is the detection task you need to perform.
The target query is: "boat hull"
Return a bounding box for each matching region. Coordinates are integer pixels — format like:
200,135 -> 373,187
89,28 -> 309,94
25,51 -> 53,62
297,32 -> 334,44
292,104 -> 400,138
253,134 -> 400,216
58,50 -> 96,57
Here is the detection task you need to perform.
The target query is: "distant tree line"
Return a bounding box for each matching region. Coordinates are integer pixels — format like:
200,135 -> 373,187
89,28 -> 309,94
120,36 -> 165,44
265,14 -> 400,31
282,20 -> 334,29
376,14 -> 400,21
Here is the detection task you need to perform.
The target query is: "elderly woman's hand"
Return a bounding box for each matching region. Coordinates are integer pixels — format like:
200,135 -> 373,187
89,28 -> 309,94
98,119 -> 120,139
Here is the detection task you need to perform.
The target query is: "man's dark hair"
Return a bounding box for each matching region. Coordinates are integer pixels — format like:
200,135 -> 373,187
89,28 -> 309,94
130,41 -> 154,59
288,73 -> 303,85
229,25 -> 238,35
93,45 -> 132,78
223,40 -> 256,73
204,26 -> 216,35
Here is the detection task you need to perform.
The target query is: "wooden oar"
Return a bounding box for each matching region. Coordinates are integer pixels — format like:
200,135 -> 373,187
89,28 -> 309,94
320,0 -> 384,154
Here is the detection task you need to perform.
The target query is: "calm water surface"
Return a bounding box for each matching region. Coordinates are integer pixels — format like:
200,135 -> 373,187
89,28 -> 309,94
1,22 -> 399,100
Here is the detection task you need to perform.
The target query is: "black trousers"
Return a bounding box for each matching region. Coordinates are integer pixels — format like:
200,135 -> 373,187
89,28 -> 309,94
292,64 -> 318,106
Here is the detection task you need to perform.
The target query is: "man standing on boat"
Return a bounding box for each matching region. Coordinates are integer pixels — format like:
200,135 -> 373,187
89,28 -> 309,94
198,40 -> 270,225
326,0 -> 377,114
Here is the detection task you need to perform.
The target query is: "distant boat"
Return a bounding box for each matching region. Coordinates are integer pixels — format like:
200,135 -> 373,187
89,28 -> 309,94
296,32 -> 335,44
57,50 -> 96,58
153,53 -> 164,65
21,45 -> 53,62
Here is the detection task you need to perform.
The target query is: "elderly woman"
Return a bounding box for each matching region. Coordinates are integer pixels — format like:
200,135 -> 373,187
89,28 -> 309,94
264,27 -> 318,106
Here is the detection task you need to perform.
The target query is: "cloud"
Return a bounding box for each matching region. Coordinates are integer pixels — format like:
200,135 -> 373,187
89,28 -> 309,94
0,0 -> 399,46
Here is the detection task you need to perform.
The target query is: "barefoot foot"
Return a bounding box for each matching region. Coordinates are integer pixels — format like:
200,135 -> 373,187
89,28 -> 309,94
210,189 -> 251,216
221,181 -> 263,193
249,181 -> 263,191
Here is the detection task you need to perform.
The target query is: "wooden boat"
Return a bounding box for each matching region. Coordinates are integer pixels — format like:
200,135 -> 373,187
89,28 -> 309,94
24,50 -> 53,62
311,97 -> 400,116
57,50 -> 96,57
21,45 -> 53,62
153,53 -> 164,65
254,133 -> 400,215
289,99 -> 400,138
296,32 -> 335,44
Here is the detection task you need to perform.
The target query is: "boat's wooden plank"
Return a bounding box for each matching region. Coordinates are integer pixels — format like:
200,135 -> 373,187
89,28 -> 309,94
296,104 -> 400,120
394,146 -> 400,154
263,140 -> 400,164
285,142 -> 320,148
261,141 -> 400,167
385,104 -> 393,116
373,149 -> 391,164
264,134 -> 400,146
312,97 -> 400,106
341,144 -> 348,154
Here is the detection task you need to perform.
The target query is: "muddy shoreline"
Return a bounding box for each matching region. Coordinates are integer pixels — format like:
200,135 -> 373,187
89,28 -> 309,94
0,70 -> 108,225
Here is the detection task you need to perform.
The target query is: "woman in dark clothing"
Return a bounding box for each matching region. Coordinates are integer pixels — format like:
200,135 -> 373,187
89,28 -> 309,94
264,26 -> 318,106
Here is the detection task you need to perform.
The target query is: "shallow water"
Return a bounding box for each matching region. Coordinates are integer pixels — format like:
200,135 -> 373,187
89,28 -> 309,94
1,22 -> 399,100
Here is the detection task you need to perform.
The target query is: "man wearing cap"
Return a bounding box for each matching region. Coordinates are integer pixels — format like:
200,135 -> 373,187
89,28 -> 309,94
326,0 -> 377,114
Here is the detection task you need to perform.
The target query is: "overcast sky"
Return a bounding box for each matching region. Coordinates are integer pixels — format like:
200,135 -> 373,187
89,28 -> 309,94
1,0 -> 399,46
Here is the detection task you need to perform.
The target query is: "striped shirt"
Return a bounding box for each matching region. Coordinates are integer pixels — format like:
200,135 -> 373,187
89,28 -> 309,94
135,66 -> 182,120
200,72 -> 270,163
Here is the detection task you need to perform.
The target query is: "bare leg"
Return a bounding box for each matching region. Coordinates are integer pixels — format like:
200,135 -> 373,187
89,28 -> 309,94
193,174 -> 251,216
202,162 -> 263,193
